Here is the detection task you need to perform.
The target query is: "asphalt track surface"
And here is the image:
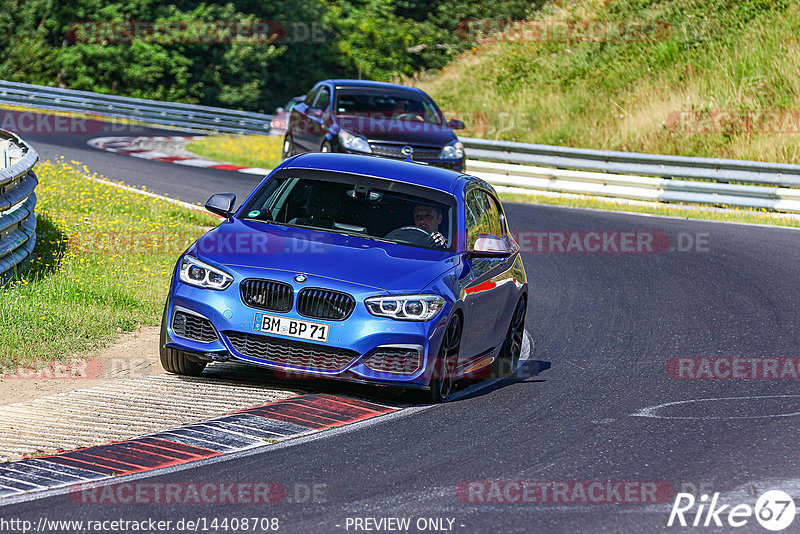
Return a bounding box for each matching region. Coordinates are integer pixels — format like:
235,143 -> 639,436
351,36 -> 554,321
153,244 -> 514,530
3,114 -> 800,532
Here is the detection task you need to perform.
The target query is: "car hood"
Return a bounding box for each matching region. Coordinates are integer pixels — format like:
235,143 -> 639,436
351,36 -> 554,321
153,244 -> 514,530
190,219 -> 460,294
335,115 -> 456,147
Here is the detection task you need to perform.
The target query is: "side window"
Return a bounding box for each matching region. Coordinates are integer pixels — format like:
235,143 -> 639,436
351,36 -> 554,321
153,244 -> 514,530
483,193 -> 505,237
305,86 -> 321,107
422,100 -> 443,125
465,190 -> 486,250
465,190 -> 506,250
313,87 -> 331,110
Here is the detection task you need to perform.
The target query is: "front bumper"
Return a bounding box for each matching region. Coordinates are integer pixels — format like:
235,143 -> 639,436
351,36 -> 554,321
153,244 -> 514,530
163,276 -> 450,389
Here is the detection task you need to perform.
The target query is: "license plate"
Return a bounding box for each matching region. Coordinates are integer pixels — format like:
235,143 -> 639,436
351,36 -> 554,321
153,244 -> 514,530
254,313 -> 329,342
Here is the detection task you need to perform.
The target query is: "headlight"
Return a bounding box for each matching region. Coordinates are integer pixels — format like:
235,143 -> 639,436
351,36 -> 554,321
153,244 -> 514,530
440,141 -> 464,160
365,294 -> 445,321
179,256 -> 233,290
338,130 -> 372,153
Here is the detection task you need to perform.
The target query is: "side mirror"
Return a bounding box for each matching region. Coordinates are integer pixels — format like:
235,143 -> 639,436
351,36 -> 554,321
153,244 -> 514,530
447,119 -> 465,130
205,193 -> 236,218
468,234 -> 514,257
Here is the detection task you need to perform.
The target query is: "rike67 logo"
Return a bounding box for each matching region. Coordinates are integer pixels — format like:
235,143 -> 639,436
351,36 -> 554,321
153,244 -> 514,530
668,490 -> 796,531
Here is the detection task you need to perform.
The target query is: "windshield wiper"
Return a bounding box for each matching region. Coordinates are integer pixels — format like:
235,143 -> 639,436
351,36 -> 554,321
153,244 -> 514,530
333,230 -> 395,244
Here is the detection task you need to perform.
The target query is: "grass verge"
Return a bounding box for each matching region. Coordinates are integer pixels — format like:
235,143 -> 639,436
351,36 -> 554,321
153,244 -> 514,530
186,134 -> 283,169
0,159 -> 218,370
415,0 -> 800,164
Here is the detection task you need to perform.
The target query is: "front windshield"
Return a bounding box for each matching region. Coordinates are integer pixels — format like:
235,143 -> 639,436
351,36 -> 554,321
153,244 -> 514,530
241,171 -> 456,251
334,89 -> 443,125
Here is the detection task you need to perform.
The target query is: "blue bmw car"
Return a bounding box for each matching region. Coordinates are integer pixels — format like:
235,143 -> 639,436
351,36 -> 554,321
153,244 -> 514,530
160,153 -> 527,402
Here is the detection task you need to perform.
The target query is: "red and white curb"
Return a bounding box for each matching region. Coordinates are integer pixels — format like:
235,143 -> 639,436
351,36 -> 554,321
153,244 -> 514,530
0,393 -> 397,500
87,136 -> 273,176
0,333 -> 533,503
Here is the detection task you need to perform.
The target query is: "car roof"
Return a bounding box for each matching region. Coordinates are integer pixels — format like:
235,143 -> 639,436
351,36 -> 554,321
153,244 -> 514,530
279,153 -> 469,195
320,79 -> 428,95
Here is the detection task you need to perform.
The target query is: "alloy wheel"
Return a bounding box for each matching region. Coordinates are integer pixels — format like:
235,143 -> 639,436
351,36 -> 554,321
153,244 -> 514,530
436,315 -> 461,401
494,297 -> 526,378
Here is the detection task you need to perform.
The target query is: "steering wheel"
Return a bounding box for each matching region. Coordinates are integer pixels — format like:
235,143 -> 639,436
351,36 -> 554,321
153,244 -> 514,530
394,112 -> 424,122
385,226 -> 446,248
385,226 -> 434,246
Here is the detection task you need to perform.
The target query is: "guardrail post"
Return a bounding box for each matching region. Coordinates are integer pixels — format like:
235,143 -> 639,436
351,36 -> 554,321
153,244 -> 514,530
0,140 -> 9,168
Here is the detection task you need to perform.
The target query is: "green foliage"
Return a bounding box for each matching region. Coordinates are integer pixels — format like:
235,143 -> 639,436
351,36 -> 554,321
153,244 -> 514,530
0,0 -> 532,111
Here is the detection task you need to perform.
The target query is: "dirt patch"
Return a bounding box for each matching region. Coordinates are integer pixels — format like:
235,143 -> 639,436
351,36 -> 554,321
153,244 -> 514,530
0,326 -> 162,406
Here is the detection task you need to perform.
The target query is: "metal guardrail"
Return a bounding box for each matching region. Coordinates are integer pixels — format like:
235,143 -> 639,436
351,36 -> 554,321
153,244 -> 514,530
0,129 -> 38,279
461,137 -> 800,214
1,79 -> 797,213
0,80 -> 273,135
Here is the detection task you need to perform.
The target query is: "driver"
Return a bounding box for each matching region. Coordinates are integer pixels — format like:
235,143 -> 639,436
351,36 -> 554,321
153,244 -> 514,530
391,99 -> 408,118
392,99 -> 423,122
413,203 -> 447,248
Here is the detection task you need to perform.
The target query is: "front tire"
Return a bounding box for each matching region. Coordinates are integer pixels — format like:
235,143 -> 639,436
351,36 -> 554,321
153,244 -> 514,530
282,134 -> 295,159
412,315 -> 462,404
159,301 -> 206,376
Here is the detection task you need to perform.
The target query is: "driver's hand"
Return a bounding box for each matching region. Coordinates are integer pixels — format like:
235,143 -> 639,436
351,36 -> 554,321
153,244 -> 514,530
430,231 -> 447,248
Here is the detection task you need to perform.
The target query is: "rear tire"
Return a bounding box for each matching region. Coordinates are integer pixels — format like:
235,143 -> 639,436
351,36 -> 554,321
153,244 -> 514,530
159,301 -> 206,376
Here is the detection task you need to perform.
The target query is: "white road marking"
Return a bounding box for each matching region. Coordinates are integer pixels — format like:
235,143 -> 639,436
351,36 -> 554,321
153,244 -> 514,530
632,394 -> 800,420
87,135 -> 274,175
172,158 -> 221,167
128,150 -> 170,158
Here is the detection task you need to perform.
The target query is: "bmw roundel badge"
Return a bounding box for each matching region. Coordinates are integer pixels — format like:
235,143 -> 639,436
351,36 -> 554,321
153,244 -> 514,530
295,274 -> 308,283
